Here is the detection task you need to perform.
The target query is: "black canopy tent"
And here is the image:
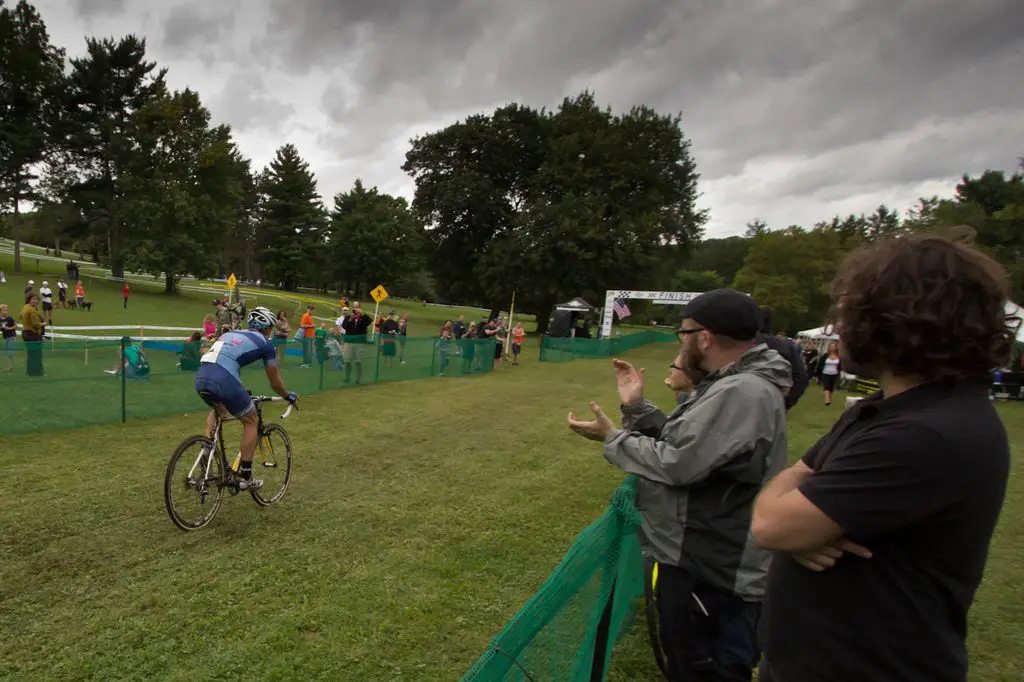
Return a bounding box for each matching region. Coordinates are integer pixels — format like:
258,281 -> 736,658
548,297 -> 595,338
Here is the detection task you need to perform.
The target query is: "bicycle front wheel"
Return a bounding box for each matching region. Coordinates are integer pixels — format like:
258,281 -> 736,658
250,423 -> 292,506
165,435 -> 225,531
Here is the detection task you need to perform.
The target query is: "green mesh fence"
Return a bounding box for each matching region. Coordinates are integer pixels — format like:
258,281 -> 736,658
539,330 -> 676,362
0,335 -> 498,435
462,475 -> 646,681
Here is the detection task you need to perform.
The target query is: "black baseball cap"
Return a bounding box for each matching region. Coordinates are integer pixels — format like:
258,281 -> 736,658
678,289 -> 761,341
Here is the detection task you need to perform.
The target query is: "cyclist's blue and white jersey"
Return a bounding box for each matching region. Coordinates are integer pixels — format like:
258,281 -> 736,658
200,330 -> 277,381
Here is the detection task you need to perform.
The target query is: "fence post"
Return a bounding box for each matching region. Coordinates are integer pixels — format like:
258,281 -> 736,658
120,336 -> 127,423
374,334 -> 382,383
319,348 -> 325,391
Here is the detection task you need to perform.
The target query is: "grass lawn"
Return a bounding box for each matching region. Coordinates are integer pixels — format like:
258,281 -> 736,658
0,342 -> 1021,681
0,252 -> 529,337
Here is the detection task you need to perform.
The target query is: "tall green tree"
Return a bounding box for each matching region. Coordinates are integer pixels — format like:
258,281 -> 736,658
0,0 -> 65,272
118,88 -> 247,293
403,104 -> 545,307
404,92 -> 706,331
744,218 -> 768,237
255,144 -> 324,290
222,165 -> 260,282
680,237 -> 751,286
58,35 -> 166,277
327,179 -> 422,298
733,225 -> 846,334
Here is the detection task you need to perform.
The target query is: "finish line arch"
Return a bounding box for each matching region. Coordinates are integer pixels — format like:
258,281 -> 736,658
599,290 -> 703,339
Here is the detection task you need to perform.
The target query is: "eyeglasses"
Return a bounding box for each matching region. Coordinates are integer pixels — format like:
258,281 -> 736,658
669,362 -> 683,371
676,327 -> 705,342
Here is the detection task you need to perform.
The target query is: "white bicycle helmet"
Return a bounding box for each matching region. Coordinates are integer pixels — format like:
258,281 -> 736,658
247,306 -> 277,330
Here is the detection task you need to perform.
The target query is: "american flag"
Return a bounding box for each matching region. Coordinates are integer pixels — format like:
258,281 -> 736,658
612,298 -> 631,320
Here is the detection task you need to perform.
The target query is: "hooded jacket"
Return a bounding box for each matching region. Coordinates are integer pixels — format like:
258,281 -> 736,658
603,343 -> 792,601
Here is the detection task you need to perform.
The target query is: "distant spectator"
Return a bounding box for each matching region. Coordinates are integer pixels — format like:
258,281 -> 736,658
215,300 -> 232,330
341,306 -> 372,383
56,278 -> 68,309
818,341 -> 842,406
299,304 -> 316,368
438,321 -> 454,375
104,339 -> 150,379
0,270 -> 6,284
512,321 -> 526,365
203,314 -> 217,340
122,281 -> 130,309
334,306 -> 350,335
461,322 -> 478,373
315,322 -> 329,365
25,280 -> 35,298
453,314 -> 466,339
39,281 -> 54,324
180,332 -> 203,371
757,305 -> 808,410
326,333 -> 343,370
20,293 -> 44,377
1,304 -> 16,372
494,319 -> 508,366
398,312 -> 408,364
75,281 -> 85,308
379,310 -> 400,367
273,310 -> 291,361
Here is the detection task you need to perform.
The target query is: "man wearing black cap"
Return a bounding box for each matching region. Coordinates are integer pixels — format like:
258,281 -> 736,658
568,288 -> 792,682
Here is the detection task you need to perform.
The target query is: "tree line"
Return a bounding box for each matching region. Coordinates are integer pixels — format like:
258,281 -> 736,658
2,0 -> 1021,335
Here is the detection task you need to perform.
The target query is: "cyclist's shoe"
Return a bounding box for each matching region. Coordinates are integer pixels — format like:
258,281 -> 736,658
237,478 -> 263,491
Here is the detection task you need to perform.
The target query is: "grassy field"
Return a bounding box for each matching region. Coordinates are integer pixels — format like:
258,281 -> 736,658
0,341 -> 1021,681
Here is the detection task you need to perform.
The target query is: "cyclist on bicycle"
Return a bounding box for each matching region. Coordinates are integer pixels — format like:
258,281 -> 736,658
195,306 -> 298,489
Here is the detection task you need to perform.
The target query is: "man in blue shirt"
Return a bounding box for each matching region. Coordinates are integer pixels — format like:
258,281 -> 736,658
195,306 -> 298,489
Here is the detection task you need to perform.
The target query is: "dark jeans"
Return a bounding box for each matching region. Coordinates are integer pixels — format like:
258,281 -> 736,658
656,563 -> 762,682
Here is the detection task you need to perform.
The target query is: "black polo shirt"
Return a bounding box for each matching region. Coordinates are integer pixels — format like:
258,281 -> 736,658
759,377 -> 1009,682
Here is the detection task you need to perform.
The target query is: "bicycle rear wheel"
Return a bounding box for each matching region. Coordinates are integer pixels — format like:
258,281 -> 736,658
165,435 -> 225,531
250,423 -> 293,506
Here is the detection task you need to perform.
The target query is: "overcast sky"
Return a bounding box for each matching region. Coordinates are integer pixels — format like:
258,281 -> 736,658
37,0 -> 1024,238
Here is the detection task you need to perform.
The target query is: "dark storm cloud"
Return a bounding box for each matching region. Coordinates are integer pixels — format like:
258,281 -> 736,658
162,1 -> 234,57
42,0 -> 1024,236
209,69 -> 296,135
71,0 -> 124,19
264,0 -> 1024,181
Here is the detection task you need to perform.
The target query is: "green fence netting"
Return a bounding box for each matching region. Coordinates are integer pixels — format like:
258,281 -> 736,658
539,330 -> 676,362
0,335 -> 498,435
462,475 -> 646,682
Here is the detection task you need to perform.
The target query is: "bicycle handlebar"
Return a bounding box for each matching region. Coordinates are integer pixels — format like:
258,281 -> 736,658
252,395 -> 297,419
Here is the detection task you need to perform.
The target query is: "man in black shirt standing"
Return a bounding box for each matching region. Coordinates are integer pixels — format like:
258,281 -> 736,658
752,235 -> 1013,682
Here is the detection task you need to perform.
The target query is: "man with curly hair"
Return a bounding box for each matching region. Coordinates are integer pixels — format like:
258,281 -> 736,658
752,235 -> 1013,682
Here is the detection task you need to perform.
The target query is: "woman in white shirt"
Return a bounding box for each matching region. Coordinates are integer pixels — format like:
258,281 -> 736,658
817,341 -> 842,406
38,281 -> 54,324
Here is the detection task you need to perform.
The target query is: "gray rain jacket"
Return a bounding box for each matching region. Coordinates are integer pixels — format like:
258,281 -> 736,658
603,343 -> 792,601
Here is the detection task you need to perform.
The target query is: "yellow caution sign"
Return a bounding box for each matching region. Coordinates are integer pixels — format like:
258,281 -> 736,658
370,284 -> 389,304
226,273 -> 238,290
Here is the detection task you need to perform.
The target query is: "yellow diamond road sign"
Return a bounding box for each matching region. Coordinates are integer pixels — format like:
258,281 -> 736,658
370,284 -> 389,304
226,273 -> 238,290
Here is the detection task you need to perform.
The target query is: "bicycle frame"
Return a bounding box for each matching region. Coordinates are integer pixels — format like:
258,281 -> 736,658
185,396 -> 294,486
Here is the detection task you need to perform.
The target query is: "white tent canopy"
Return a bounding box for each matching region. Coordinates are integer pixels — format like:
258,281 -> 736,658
797,326 -> 838,341
798,300 -> 1024,344
1005,301 -> 1024,345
